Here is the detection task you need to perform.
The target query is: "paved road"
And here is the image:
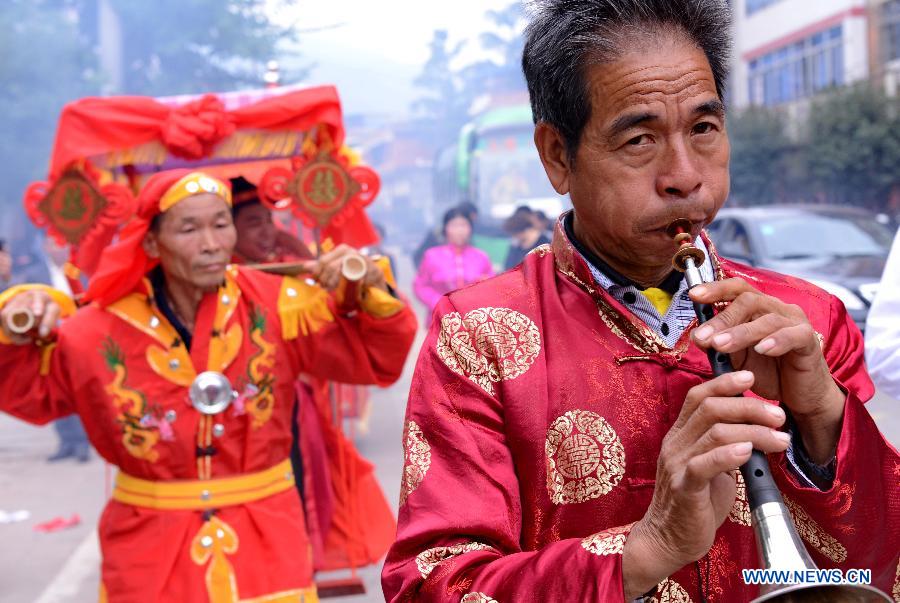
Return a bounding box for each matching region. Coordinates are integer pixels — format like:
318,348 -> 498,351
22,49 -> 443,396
1,256 -> 898,602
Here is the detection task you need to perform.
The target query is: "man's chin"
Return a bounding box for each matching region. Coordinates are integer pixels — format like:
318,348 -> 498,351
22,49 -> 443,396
192,271 -> 227,292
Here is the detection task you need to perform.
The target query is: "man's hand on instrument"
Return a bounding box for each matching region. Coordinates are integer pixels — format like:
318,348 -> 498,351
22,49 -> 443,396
300,244 -> 387,292
0,249 -> 11,282
623,371 -> 788,600
689,278 -> 845,463
0,289 -> 61,345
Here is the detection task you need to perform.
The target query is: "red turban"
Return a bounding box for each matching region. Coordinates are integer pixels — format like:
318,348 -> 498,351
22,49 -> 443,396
84,169 -> 231,307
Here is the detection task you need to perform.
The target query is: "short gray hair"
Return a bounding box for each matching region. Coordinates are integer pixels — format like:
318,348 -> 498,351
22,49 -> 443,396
522,0 -> 733,162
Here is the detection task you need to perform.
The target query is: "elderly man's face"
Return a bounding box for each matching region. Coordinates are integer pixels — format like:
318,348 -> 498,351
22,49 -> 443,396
143,193 -> 237,292
537,34 -> 730,285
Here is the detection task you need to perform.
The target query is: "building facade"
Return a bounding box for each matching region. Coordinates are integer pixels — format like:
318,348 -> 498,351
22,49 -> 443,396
730,0 -> 872,108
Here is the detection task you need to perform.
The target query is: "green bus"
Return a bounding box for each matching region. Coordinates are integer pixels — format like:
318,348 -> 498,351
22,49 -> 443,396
433,104 -> 568,268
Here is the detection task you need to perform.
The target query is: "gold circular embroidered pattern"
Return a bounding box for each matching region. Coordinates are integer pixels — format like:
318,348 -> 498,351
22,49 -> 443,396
436,307 -> 541,396
460,594 -> 498,603
546,410 -> 625,505
399,420 -> 431,507
415,542 -> 495,579
581,523 -> 633,556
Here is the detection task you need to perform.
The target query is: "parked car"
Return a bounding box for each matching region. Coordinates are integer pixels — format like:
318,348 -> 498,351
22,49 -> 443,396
706,205 -> 895,332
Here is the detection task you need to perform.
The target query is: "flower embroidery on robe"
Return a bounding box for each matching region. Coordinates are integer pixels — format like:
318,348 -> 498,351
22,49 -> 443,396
783,496 -> 847,563
461,593 -> 498,603
436,307 -> 541,396
650,579 -> 693,603
545,410 -> 625,505
415,542 -> 496,580
243,305 -> 277,429
581,522 -> 634,556
102,338 -> 162,462
399,420 -> 431,507
728,469 -> 751,527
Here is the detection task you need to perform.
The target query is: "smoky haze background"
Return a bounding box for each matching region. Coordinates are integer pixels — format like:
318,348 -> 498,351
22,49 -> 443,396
0,0 -> 898,250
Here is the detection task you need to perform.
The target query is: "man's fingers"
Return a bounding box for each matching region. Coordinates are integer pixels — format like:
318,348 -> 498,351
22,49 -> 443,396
702,312 -> 794,353
318,261 -> 343,290
689,278 -> 756,304
753,323 -> 820,357
39,303 -> 61,338
675,371 -> 754,428
689,396 -> 786,431
692,291 -> 782,345
693,422 -> 791,457
682,442 -> 753,492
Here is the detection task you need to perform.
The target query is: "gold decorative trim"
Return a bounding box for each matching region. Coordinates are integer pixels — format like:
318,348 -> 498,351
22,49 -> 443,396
526,243 -> 551,258
651,579 -> 693,603
436,307 -> 541,396
728,470 -> 751,527
546,410 -> 625,505
399,420 -> 431,507
581,522 -> 634,556
415,542 -> 495,580
783,496 -> 848,563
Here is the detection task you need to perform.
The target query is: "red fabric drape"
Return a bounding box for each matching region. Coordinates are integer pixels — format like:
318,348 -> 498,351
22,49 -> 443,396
48,86 -> 345,180
83,169 -> 193,306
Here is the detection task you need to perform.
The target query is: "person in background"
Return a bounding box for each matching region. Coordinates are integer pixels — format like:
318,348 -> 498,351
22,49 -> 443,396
230,176 -> 313,263
865,226 -> 900,399
0,241 -> 10,286
0,170 -> 417,602
503,207 -> 552,271
414,202 -> 482,269
413,207 -> 493,320
532,209 -> 554,238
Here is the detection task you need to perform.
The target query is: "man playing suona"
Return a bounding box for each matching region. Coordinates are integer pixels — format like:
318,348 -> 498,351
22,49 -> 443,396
382,1 -> 899,601
0,169 -> 417,602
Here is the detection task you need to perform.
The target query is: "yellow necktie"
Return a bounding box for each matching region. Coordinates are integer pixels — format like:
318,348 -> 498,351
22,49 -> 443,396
640,287 -> 673,316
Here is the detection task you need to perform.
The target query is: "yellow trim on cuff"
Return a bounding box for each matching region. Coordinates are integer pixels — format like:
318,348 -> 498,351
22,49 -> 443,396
371,256 -> 397,290
359,286 -> 405,319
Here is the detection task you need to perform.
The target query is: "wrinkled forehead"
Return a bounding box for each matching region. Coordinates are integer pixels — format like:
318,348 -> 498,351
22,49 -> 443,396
156,193 -> 233,228
586,34 -> 719,122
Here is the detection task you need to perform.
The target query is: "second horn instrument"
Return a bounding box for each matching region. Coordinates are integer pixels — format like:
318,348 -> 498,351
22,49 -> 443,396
7,308 -> 36,335
246,252 -> 369,313
667,219 -> 889,603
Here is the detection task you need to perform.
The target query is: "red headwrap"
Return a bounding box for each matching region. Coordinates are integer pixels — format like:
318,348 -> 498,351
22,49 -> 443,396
84,169 -> 231,307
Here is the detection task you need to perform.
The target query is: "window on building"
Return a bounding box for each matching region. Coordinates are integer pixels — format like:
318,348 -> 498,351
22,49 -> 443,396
884,0 -> 900,63
746,0 -> 785,16
747,25 -> 844,106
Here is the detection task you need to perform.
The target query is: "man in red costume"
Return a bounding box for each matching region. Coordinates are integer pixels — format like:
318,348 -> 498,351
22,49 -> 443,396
228,174 -> 396,579
0,169 -> 417,602
382,1 -> 900,601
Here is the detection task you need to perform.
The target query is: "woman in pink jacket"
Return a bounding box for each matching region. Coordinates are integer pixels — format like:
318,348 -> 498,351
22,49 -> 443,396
414,207 -> 494,319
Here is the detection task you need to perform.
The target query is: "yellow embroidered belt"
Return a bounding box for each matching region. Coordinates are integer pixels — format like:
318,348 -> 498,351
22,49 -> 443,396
112,459 -> 295,510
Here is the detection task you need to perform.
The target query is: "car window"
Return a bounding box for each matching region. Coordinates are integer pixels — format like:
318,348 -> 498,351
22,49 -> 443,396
757,214 -> 889,260
709,219 -> 752,260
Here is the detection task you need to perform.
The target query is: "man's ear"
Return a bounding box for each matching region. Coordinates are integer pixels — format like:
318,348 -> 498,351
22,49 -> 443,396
534,122 -> 572,195
143,231 -> 160,259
